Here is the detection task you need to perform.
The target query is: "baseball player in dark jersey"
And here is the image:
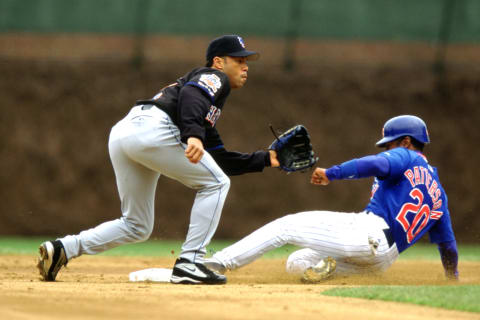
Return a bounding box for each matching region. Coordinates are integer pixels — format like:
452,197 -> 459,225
205,115 -> 459,282
37,35 -> 280,285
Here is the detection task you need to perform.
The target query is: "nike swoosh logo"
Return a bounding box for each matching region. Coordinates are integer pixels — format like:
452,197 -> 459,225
177,264 -> 208,278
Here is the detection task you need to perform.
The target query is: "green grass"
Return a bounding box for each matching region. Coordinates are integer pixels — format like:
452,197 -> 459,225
398,243 -> 480,261
0,236 -> 478,260
100,240 -> 299,259
323,285 -> 480,313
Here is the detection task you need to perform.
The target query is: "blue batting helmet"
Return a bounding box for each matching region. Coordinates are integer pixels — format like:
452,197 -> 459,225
376,115 -> 430,147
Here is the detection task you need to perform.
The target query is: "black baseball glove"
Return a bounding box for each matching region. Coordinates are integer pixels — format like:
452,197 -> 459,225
269,125 -> 318,172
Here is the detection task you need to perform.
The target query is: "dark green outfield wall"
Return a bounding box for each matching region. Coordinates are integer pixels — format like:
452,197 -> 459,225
1,0 -> 479,42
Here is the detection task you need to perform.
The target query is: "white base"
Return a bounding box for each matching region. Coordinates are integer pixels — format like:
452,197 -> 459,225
129,268 -> 173,282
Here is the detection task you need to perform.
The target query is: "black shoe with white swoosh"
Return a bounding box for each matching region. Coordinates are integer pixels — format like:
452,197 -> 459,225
37,240 -> 68,281
170,258 -> 227,285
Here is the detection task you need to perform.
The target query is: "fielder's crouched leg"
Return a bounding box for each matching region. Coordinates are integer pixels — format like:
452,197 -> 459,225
170,173 -> 230,285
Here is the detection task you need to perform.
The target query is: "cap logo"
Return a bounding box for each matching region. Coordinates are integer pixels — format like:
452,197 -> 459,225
237,36 -> 245,49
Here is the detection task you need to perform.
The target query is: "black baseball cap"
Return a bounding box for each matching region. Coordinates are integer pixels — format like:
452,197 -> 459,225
206,35 -> 260,62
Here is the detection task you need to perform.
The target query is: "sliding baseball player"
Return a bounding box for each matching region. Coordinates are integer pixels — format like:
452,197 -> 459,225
206,115 -> 459,282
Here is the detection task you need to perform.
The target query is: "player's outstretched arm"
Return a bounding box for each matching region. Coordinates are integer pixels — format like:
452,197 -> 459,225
205,127 -> 279,176
312,155 -> 391,186
438,240 -> 459,280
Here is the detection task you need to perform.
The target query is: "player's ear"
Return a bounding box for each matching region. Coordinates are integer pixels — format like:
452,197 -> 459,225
212,56 -> 225,70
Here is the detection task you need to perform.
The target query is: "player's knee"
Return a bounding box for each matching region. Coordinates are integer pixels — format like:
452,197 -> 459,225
285,255 -> 302,274
286,252 -> 310,274
202,174 -> 230,193
124,218 -> 153,242
213,175 -> 230,193
286,248 -> 321,273
130,225 -> 152,242
135,224 -> 153,241
221,176 -> 230,191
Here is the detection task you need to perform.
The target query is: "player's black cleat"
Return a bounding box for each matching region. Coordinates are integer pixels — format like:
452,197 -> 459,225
37,240 -> 68,281
170,258 -> 227,285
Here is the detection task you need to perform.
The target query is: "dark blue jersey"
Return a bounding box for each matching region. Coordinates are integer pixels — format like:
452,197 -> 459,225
365,148 -> 455,253
133,67 -> 270,176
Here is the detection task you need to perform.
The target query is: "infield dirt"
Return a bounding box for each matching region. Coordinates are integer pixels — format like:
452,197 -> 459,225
0,255 -> 479,320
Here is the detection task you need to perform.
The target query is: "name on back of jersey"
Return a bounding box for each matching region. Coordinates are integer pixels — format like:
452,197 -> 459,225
198,74 -> 222,98
404,165 -> 442,210
396,165 -> 445,244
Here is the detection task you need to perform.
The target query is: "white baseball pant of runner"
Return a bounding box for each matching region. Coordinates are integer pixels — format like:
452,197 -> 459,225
212,211 -> 399,275
59,105 -> 230,263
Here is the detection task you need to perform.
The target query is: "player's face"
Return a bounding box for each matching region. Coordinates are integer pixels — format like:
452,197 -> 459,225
222,56 -> 249,89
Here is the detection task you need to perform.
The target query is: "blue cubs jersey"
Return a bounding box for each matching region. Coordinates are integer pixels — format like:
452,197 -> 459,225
366,147 -> 455,253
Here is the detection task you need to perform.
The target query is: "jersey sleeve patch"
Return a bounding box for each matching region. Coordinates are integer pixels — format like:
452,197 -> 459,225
187,73 -> 222,99
186,70 -> 229,104
199,74 -> 222,96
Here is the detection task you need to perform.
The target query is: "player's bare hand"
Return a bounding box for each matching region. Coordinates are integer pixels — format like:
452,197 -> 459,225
311,167 -> 330,185
269,150 -> 280,168
185,137 -> 204,164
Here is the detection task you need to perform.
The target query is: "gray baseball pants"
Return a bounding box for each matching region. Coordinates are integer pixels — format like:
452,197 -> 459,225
60,105 -> 230,263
